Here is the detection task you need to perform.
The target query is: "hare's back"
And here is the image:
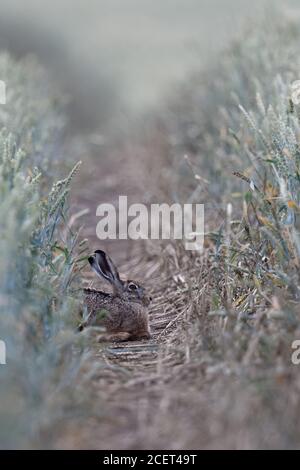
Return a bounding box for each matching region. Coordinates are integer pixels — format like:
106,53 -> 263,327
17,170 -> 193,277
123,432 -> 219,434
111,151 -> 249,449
83,288 -> 150,337
84,288 -> 124,328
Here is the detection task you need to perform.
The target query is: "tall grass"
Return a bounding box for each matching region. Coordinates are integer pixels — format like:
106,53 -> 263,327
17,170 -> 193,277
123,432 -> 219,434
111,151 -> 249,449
0,54 -> 89,448
152,10 -> 300,448
163,12 -> 300,316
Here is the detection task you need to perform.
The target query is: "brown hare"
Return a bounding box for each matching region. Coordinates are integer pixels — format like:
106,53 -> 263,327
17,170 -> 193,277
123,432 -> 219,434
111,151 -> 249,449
79,250 -> 151,342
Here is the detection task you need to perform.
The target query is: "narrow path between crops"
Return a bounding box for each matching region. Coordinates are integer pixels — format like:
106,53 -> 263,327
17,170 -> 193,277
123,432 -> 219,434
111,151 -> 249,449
65,136 -> 193,449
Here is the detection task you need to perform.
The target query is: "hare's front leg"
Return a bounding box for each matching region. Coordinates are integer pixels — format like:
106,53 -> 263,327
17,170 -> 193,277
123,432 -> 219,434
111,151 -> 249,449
98,332 -> 131,342
131,330 -> 151,341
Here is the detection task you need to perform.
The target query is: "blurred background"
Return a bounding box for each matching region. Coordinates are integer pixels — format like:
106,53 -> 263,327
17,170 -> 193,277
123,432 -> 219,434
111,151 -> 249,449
2,0 -> 300,451
0,0 -> 288,133
1,0 -> 297,254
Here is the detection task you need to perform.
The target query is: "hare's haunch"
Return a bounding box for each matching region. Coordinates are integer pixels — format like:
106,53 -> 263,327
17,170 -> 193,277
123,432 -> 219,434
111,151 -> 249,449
79,250 -> 151,342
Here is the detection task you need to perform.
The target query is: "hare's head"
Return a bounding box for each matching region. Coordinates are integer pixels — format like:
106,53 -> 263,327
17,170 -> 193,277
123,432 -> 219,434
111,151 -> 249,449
88,250 -> 151,306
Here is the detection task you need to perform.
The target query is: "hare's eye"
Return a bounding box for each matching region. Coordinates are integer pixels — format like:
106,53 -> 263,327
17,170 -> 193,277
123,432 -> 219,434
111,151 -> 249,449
128,283 -> 138,291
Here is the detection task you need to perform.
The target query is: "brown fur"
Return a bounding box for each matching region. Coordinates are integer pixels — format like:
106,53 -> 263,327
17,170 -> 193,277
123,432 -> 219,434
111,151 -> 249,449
79,251 -> 151,342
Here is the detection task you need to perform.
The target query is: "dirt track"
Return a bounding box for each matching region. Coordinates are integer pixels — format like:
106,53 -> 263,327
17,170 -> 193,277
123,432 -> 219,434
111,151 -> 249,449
66,135 -> 194,449
57,247 -> 204,449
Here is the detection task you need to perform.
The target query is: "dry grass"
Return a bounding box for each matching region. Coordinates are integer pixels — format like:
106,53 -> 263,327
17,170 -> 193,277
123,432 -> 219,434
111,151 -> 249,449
2,8 -> 300,450
52,11 -> 300,450
48,241 -> 299,449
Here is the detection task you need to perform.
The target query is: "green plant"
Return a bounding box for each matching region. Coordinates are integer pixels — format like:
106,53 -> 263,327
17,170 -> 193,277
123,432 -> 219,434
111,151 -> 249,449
0,54 -> 89,449
163,11 -> 300,315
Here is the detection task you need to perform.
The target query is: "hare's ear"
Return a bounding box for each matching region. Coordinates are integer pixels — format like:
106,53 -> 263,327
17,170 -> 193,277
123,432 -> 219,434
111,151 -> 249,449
91,250 -> 123,290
